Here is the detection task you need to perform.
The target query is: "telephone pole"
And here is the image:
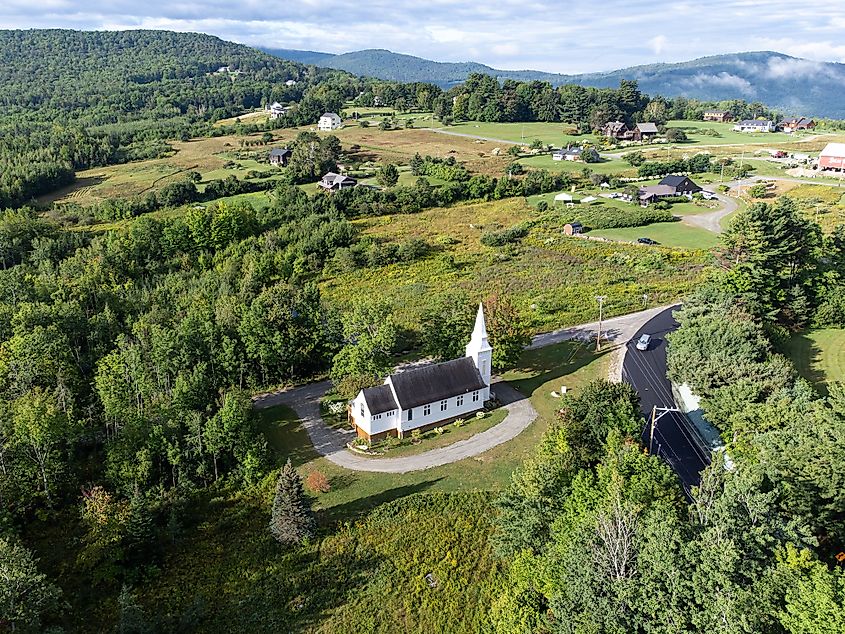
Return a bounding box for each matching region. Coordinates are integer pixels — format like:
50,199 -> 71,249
648,405 -> 682,453
595,295 -> 607,351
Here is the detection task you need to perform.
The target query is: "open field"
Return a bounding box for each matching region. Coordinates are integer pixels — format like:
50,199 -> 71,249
320,197 -> 710,333
664,119 -> 800,145
589,222 -> 720,249
520,153 -> 635,175
783,328 -> 845,394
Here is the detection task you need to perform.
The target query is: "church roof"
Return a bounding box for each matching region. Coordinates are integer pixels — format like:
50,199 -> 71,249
362,384 -> 398,415
389,357 -> 487,410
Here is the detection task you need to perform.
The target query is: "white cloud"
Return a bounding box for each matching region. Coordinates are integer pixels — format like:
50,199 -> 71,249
2,1 -> 845,73
684,72 -> 756,96
648,35 -> 668,56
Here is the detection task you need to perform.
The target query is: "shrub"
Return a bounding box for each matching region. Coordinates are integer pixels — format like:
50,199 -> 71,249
434,427 -> 445,436
480,224 -> 530,247
537,200 -> 549,212
305,471 -> 331,493
453,419 -> 465,428
561,204 -> 674,230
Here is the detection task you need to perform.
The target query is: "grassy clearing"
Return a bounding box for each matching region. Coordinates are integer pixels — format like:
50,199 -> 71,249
588,222 -> 720,249
665,119 -> 800,146
432,120 -> 586,146
320,197 -> 709,333
783,329 -> 845,394
520,153 -> 634,175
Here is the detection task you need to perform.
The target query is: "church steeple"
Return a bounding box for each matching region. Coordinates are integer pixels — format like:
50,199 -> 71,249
466,303 -> 493,385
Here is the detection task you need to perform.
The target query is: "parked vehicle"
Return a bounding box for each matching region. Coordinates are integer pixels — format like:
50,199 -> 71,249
636,334 -> 651,351
637,237 -> 657,245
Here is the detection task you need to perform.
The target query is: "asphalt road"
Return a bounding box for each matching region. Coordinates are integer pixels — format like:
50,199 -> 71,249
622,306 -> 711,491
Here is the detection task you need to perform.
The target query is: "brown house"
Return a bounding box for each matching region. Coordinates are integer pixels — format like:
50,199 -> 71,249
602,120 -> 630,139
269,147 -> 292,166
632,122 -> 659,141
703,110 -> 732,122
779,117 -> 816,133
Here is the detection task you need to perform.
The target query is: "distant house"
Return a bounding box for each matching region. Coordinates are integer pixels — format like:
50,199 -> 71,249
639,176 -> 701,205
554,192 -> 574,203
269,102 -> 288,120
633,122 -> 660,141
318,112 -> 342,131
779,117 -> 816,133
269,147 -> 292,166
553,147 -> 582,161
563,222 -> 583,236
318,172 -> 357,191
285,79 -> 297,87
658,175 -> 702,195
602,121 -> 630,139
703,110 -> 732,122
733,119 -> 775,133
819,143 -> 845,172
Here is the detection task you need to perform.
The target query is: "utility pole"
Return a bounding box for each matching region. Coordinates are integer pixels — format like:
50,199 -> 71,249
649,405 -> 657,452
595,295 -> 607,351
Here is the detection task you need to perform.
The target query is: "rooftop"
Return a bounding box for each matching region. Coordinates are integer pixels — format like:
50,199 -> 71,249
389,357 -> 487,410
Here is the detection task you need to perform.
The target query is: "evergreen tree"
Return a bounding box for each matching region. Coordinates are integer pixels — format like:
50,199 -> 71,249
116,585 -> 152,634
270,459 -> 315,545
123,491 -> 155,568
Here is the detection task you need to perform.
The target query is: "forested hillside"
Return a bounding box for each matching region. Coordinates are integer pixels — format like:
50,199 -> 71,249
267,47 -> 845,118
0,30 -> 349,207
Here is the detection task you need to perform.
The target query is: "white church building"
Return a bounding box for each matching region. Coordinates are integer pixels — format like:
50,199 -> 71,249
349,304 -> 494,442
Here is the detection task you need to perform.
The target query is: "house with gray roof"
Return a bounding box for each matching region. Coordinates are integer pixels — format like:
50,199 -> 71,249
318,172 -> 357,191
733,119 -> 775,133
349,304 -> 493,442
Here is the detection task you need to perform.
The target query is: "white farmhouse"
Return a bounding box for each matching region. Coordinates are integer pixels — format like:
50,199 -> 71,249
318,112 -> 342,131
268,102 -> 287,120
349,304 -> 494,442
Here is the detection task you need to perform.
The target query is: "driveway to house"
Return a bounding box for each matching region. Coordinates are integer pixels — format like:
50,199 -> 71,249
254,304 -> 671,473
681,193 -> 738,234
255,380 -> 535,473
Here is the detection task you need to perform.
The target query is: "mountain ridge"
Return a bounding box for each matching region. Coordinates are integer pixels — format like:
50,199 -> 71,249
262,47 -> 845,118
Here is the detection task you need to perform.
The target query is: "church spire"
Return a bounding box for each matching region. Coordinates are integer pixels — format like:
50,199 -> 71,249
466,303 -> 493,385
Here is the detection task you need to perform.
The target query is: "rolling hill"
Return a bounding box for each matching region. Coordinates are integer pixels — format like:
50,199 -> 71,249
263,47 -> 845,118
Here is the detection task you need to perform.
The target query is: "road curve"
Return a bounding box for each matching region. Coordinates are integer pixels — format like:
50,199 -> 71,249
681,193 -> 738,234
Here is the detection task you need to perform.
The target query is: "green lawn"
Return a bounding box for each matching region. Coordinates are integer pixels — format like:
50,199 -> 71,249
433,120 -> 586,145
520,153 -> 634,175
589,221 -> 720,249
665,119 -> 799,145
783,328 -> 845,394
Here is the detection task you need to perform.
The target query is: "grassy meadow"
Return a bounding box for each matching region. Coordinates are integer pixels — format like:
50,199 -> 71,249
783,329 -> 845,394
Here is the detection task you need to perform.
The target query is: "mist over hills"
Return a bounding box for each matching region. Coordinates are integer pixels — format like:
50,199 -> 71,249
263,47 -> 845,118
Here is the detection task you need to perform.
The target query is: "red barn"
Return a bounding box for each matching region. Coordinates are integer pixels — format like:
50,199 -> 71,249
819,143 -> 845,172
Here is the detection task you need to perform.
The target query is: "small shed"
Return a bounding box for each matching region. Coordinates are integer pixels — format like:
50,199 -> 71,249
564,222 -> 583,236
554,192 -> 573,202
581,196 -> 598,204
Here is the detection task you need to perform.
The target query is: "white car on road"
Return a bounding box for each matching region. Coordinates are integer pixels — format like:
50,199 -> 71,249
636,334 -> 651,351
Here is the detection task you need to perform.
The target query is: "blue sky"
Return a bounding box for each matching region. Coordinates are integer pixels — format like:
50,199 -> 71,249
2,1 -> 845,72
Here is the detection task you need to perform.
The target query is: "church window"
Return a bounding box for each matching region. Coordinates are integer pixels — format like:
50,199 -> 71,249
472,391 -> 479,402
457,395 -> 464,407
424,404 -> 431,416
440,399 -> 448,411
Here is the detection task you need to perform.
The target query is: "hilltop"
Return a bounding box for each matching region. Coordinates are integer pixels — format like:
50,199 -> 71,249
264,47 -> 845,118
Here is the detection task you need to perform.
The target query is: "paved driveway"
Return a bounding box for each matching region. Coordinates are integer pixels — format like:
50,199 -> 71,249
256,381 -> 536,473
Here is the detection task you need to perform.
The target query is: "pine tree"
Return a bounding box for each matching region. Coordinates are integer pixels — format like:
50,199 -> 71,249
270,459 -> 315,545
116,585 -> 151,634
124,490 -> 155,566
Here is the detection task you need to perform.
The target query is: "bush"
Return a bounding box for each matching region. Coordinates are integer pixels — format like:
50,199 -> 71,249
480,224 -> 529,247
305,471 -> 331,493
562,204 -> 674,230
537,200 -> 549,212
